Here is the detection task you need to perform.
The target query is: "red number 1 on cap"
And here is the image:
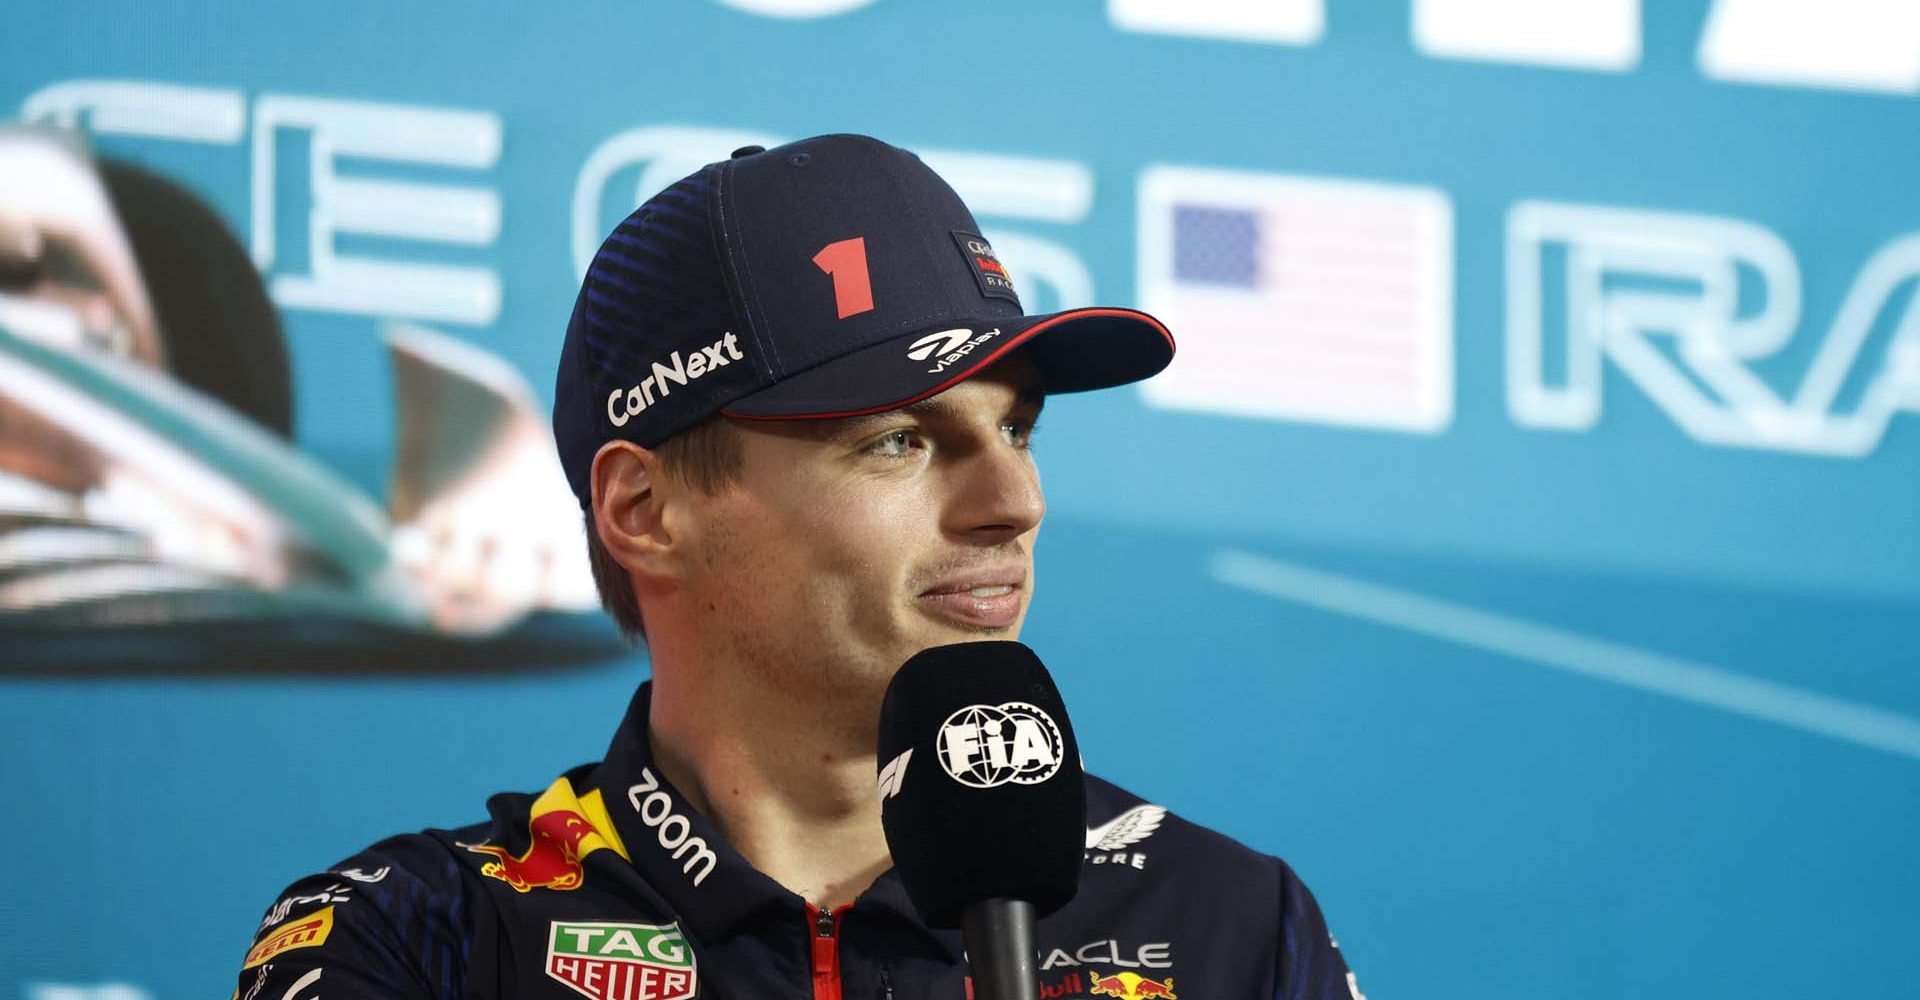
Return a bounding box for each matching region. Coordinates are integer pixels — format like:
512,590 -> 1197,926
813,237 -> 875,319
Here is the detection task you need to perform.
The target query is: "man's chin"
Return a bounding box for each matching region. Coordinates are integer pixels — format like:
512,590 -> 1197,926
909,620 -> 1024,654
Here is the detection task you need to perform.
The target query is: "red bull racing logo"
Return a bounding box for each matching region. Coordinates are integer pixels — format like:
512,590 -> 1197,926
462,777 -> 628,892
468,809 -> 601,891
1089,971 -> 1177,999
952,231 -> 1020,305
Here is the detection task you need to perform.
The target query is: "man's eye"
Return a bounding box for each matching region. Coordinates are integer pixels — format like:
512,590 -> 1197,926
1003,420 -> 1040,449
869,429 -> 921,457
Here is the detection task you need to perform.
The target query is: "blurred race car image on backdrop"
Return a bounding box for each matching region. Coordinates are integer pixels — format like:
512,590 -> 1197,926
0,125 -> 619,670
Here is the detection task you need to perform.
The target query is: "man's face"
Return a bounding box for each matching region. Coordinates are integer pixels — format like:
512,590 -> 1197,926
676,354 -> 1046,700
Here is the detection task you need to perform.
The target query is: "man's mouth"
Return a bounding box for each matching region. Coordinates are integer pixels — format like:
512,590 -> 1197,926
916,568 -> 1027,629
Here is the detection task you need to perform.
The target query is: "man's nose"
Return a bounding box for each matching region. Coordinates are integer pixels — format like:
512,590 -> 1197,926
947,438 -> 1044,541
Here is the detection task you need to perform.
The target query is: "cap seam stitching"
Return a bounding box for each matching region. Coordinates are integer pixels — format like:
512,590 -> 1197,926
713,161 -> 785,376
899,157 -> 960,322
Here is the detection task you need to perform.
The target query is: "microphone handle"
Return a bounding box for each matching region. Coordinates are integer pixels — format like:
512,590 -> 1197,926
960,898 -> 1039,1000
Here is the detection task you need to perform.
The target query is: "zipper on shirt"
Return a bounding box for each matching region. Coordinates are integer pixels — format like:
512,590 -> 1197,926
805,901 -> 851,1000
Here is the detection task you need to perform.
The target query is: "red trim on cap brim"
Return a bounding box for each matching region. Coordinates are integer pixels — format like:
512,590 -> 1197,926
719,307 -> 1174,422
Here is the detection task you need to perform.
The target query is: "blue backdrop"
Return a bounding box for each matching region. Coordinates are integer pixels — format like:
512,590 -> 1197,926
4,2 -> 1916,998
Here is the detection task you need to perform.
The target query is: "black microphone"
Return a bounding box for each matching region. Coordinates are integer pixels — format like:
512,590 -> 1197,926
876,641 -> 1086,1000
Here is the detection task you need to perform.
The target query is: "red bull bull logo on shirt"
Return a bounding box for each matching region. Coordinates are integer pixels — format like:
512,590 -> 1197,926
1089,971 -> 1177,1000
463,777 -> 627,892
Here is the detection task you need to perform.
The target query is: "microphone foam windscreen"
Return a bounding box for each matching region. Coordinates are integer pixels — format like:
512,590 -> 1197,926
876,641 -> 1086,927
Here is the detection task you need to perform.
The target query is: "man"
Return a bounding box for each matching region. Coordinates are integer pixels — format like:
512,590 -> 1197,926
234,134 -> 1361,1000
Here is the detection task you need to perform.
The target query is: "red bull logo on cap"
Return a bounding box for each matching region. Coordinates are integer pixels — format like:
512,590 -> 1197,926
1089,971 -> 1178,1000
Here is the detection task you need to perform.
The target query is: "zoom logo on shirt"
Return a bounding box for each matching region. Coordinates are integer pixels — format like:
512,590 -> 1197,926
626,768 -> 719,887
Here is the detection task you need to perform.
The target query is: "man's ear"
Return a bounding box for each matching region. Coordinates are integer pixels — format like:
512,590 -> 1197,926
591,440 -> 680,579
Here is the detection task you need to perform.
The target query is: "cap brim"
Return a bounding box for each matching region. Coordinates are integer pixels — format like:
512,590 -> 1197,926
720,307 -> 1174,420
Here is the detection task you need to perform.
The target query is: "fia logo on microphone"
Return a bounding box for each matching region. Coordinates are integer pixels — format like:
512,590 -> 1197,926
936,702 -> 1063,788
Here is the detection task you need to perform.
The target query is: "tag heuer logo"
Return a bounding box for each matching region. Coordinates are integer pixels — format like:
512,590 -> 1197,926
547,921 -> 697,1000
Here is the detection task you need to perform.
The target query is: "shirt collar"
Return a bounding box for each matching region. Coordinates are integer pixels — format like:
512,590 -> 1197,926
589,682 -> 791,941
589,681 -> 960,960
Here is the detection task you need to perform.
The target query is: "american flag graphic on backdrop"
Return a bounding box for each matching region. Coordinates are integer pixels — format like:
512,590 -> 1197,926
1136,167 -> 1455,433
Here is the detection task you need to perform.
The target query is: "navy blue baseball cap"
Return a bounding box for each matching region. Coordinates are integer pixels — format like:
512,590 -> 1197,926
553,133 -> 1175,508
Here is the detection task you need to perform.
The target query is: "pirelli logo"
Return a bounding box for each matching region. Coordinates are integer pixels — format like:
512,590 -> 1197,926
243,905 -> 335,969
